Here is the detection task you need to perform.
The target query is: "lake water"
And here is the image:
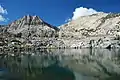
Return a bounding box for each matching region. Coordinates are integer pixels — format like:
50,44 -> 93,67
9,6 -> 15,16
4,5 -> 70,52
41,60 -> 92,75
0,49 -> 120,80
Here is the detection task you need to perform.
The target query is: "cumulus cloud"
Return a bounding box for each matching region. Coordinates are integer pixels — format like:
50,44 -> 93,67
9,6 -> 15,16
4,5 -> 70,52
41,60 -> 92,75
72,7 -> 99,20
0,15 -> 6,21
0,5 -> 7,14
0,5 -> 8,22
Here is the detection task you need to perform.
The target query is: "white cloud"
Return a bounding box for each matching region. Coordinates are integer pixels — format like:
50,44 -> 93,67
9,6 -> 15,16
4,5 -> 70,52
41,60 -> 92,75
0,5 -> 7,14
0,5 -> 8,22
0,15 -> 6,21
72,7 -> 99,20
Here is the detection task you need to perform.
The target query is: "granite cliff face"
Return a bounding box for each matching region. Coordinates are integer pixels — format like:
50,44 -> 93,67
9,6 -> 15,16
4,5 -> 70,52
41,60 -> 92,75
7,15 -> 59,39
0,15 -> 64,50
1,13 -> 120,49
59,13 -> 120,48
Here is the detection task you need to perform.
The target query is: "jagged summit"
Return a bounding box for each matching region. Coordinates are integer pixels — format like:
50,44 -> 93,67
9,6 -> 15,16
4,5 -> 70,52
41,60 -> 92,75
21,15 -> 44,25
6,15 -> 59,34
0,15 -> 59,40
9,15 -> 57,29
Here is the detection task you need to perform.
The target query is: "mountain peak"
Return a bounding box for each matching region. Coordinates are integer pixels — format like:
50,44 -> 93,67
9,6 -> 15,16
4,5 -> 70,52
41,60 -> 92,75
6,15 -> 59,35
21,15 -> 43,25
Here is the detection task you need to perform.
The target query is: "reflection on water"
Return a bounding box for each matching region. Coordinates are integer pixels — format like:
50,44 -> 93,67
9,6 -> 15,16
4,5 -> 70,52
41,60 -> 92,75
0,49 -> 120,80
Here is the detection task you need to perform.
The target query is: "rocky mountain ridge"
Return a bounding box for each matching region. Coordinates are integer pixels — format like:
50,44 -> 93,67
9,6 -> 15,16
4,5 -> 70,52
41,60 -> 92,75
0,13 -> 120,49
7,15 -> 59,38
0,15 -> 63,50
59,12 -> 120,48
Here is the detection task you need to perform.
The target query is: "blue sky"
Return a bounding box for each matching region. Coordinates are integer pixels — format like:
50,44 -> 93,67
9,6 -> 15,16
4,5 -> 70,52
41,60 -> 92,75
0,0 -> 120,26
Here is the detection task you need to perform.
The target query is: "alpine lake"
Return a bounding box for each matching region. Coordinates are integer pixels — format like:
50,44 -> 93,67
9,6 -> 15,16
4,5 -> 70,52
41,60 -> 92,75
0,49 -> 120,80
